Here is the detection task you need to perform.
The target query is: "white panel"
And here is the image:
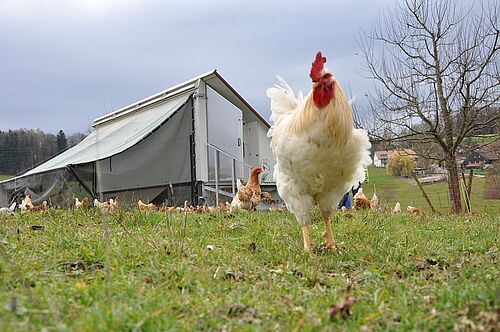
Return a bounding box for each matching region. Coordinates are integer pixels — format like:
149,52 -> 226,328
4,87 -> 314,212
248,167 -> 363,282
206,86 -> 243,160
243,121 -> 260,168
194,81 -> 209,182
206,86 -> 244,181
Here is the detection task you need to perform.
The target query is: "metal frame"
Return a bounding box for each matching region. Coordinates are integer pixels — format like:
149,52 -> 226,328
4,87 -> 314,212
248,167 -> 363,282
66,165 -> 96,200
207,143 -> 253,205
189,99 -> 198,205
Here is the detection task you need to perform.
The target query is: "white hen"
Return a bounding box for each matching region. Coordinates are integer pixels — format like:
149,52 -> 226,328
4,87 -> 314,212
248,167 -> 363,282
0,202 -> 16,214
267,52 -> 371,252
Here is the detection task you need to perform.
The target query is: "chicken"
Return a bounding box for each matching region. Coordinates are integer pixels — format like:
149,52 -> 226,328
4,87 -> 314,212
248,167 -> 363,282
109,197 -> 119,210
407,206 -> 422,216
0,202 -> 16,214
94,198 -> 108,212
267,52 -> 371,252
261,191 -> 272,204
20,194 -> 34,212
229,167 -> 264,212
392,202 -> 401,213
204,204 -> 219,213
353,188 -> 370,210
29,201 -> 48,211
158,205 -> 177,213
75,197 -> 89,209
219,202 -> 231,212
138,199 -> 157,211
94,198 -> 118,212
370,192 -> 379,209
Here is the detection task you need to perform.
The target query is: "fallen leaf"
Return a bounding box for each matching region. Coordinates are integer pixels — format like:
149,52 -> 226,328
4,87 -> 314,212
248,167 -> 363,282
327,295 -> 356,320
75,280 -> 87,290
227,304 -> 260,324
415,261 -> 428,271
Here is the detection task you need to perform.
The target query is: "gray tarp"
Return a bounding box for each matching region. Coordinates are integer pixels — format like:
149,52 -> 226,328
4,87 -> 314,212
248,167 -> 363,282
23,93 -> 190,176
0,94 -> 192,207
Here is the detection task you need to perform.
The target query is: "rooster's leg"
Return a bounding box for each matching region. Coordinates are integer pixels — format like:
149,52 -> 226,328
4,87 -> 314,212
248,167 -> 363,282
301,225 -> 312,252
321,214 -> 337,250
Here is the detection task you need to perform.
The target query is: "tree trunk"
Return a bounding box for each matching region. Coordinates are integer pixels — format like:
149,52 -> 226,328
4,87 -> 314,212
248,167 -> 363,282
445,154 -> 462,213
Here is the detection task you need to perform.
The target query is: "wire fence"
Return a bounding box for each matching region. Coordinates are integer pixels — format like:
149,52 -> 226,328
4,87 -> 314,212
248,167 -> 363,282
362,177 -> 499,214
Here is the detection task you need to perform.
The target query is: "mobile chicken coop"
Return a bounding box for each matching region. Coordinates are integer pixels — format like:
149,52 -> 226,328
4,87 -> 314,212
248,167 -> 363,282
0,70 -> 276,208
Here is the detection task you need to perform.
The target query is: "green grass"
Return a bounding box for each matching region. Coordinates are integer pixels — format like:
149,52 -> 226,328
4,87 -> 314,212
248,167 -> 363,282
0,209 -> 498,331
362,167 -> 500,214
461,134 -> 499,146
0,175 -> 12,181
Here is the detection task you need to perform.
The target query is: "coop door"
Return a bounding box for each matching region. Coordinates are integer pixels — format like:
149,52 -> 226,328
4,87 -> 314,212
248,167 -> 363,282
206,86 -> 244,181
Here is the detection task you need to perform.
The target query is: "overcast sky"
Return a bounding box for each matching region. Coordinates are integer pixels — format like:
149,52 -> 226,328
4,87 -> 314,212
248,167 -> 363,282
0,0 -> 393,134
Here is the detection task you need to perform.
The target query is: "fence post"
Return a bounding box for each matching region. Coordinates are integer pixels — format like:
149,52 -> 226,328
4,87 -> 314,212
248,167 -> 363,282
214,149 -> 219,206
460,170 -> 471,213
467,169 -> 474,200
231,159 -> 236,195
411,171 -> 437,213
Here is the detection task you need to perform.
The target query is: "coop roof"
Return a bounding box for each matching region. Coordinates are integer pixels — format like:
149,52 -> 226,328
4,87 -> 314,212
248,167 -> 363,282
22,93 -> 191,177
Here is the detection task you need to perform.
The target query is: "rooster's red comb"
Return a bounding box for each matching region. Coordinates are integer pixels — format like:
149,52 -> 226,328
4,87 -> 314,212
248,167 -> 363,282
310,51 -> 327,82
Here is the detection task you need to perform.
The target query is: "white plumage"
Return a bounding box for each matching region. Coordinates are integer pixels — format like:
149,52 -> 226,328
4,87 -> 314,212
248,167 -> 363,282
393,202 -> 401,213
266,52 -> 371,251
0,202 -> 16,214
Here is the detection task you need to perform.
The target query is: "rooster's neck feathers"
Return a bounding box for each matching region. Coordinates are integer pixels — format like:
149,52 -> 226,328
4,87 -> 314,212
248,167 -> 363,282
288,83 -> 353,146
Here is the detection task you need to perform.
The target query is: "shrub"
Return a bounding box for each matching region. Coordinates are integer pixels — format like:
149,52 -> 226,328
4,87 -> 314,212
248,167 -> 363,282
387,150 -> 416,177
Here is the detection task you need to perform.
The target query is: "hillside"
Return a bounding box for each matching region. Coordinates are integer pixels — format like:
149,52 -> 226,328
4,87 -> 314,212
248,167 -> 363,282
361,167 -> 500,214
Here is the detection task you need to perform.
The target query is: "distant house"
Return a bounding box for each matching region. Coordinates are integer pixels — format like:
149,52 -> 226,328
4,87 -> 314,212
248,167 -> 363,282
464,142 -> 500,169
394,148 -> 417,158
373,149 -> 417,168
373,150 -> 393,167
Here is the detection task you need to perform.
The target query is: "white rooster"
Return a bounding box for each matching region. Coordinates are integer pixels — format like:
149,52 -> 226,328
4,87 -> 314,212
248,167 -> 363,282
267,51 -> 371,252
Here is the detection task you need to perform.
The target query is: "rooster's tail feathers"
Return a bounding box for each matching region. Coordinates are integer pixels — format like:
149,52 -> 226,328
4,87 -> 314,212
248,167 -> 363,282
267,76 -> 299,138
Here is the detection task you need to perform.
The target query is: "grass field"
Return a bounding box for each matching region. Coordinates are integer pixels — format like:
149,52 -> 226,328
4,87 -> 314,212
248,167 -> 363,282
0,209 -> 498,331
361,167 -> 500,214
0,175 -> 12,181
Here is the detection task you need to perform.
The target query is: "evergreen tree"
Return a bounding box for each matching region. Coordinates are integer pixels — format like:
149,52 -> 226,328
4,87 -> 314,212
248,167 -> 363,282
56,130 -> 68,153
0,129 -> 86,175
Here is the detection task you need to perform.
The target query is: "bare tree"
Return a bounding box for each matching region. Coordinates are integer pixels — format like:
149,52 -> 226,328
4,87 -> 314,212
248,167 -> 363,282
359,0 -> 499,213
